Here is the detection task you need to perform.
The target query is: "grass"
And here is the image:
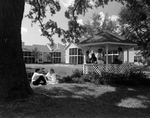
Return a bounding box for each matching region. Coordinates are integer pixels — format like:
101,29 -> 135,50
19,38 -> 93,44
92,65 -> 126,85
7,64 -> 148,118
0,84 -> 150,118
26,64 -> 83,79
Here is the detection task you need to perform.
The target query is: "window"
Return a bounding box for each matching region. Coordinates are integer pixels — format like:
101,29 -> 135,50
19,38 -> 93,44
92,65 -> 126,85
78,56 -> 83,64
69,48 -> 78,55
108,50 -> 112,54
69,56 -> 77,64
23,51 -> 35,63
39,58 -> 43,63
51,52 -> 61,63
113,50 -> 118,54
78,49 -> 83,55
134,56 -> 142,62
69,48 -> 83,64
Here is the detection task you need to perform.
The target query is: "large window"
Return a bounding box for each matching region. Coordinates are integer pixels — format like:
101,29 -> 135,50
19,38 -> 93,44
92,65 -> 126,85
69,48 -> 83,64
104,50 -> 118,64
69,48 -> 78,55
23,51 -> 34,63
23,51 -> 32,57
51,52 -> 61,63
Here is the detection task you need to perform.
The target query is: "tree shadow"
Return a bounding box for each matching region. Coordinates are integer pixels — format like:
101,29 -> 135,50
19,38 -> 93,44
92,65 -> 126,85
93,86 -> 150,117
1,84 -> 150,118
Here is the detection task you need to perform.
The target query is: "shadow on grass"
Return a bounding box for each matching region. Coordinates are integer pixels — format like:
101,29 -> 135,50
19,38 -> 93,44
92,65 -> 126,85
1,84 -> 150,118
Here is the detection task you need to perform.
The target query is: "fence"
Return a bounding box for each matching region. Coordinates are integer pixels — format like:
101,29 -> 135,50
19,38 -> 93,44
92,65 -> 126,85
83,64 -> 133,75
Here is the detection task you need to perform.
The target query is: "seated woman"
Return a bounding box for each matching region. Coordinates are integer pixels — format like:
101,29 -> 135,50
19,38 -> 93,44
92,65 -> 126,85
46,68 -> 58,84
31,68 -> 47,85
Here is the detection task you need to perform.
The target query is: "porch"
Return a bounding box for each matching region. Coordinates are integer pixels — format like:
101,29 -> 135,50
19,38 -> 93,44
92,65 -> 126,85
80,31 -> 137,74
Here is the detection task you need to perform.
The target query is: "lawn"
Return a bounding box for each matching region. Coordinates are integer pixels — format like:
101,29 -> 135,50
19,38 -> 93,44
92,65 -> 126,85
4,64 -> 148,118
0,84 -> 150,118
26,64 -> 83,79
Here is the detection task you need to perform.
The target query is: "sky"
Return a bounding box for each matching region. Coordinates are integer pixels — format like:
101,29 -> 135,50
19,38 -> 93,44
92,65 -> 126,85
21,0 -> 123,46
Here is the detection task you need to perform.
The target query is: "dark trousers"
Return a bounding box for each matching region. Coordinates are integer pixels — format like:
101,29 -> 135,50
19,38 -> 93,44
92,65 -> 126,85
33,76 -> 46,85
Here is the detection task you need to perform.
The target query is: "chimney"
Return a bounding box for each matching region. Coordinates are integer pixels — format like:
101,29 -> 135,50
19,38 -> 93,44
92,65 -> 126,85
57,43 -> 59,49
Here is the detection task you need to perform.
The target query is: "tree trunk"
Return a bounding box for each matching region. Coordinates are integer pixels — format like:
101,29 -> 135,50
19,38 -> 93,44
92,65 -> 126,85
0,0 -> 33,101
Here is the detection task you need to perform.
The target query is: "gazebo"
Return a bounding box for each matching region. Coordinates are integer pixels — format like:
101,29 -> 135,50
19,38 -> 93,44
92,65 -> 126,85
79,31 -> 137,74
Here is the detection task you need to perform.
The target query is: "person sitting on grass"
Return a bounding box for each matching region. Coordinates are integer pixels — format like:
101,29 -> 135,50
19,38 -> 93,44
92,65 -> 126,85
31,68 -> 47,86
46,68 -> 58,84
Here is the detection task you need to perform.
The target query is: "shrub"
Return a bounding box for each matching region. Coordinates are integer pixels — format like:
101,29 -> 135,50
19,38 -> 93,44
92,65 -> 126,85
62,75 -> 73,83
71,69 -> 83,78
81,72 -> 102,85
126,71 -> 150,86
62,68 -> 150,87
103,71 -> 150,87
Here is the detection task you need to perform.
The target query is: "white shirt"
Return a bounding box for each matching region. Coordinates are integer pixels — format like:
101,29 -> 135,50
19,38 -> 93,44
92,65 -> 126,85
46,72 -> 58,84
96,53 -> 104,60
118,51 -> 123,62
31,72 -> 44,83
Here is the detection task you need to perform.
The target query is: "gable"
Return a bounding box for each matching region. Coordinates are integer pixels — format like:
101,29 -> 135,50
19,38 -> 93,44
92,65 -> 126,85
65,43 -> 81,51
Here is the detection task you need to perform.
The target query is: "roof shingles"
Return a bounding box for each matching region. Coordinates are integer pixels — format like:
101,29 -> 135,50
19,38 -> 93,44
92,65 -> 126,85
80,31 -> 136,45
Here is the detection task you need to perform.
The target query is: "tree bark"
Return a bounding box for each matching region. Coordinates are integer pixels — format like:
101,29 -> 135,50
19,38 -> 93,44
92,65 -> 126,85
0,0 -> 33,101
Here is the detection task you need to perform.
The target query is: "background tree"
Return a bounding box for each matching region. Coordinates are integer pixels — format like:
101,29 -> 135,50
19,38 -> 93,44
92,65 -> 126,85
118,0 -> 150,65
82,12 -> 119,39
46,53 -> 52,63
32,47 -> 40,63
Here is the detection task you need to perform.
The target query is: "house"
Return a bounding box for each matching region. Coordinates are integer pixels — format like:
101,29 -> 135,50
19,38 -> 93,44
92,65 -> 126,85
46,43 -> 65,63
22,42 -> 51,63
22,42 -> 66,64
65,43 -> 83,64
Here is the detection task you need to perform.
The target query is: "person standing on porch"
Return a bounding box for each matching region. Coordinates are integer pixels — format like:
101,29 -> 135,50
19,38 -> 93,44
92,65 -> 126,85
117,47 -> 123,64
89,50 -> 97,63
86,51 -> 90,63
96,48 -> 104,64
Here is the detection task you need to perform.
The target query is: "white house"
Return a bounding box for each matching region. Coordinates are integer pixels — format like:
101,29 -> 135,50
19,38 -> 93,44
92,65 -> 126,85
46,43 -> 66,63
65,43 -> 83,64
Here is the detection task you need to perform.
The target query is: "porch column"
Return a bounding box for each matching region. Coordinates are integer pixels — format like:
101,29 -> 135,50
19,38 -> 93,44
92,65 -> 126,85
127,48 -> 129,63
82,47 -> 87,74
105,44 -> 109,72
83,50 -> 87,64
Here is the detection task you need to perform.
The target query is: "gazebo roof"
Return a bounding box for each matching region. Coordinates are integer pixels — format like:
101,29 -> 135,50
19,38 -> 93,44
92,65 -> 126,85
80,31 -> 137,46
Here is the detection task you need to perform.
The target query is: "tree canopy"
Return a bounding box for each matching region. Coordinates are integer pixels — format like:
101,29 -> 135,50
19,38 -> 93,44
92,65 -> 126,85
76,12 -> 119,41
25,0 -> 150,47
25,0 -> 123,45
118,0 -> 150,59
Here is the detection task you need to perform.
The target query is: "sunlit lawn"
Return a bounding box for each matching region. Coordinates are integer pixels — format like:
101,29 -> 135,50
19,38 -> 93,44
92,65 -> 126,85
26,64 -> 83,78
0,84 -> 150,118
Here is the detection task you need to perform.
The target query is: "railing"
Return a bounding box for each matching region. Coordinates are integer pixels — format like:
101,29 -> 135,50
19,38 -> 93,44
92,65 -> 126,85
83,64 -> 133,75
